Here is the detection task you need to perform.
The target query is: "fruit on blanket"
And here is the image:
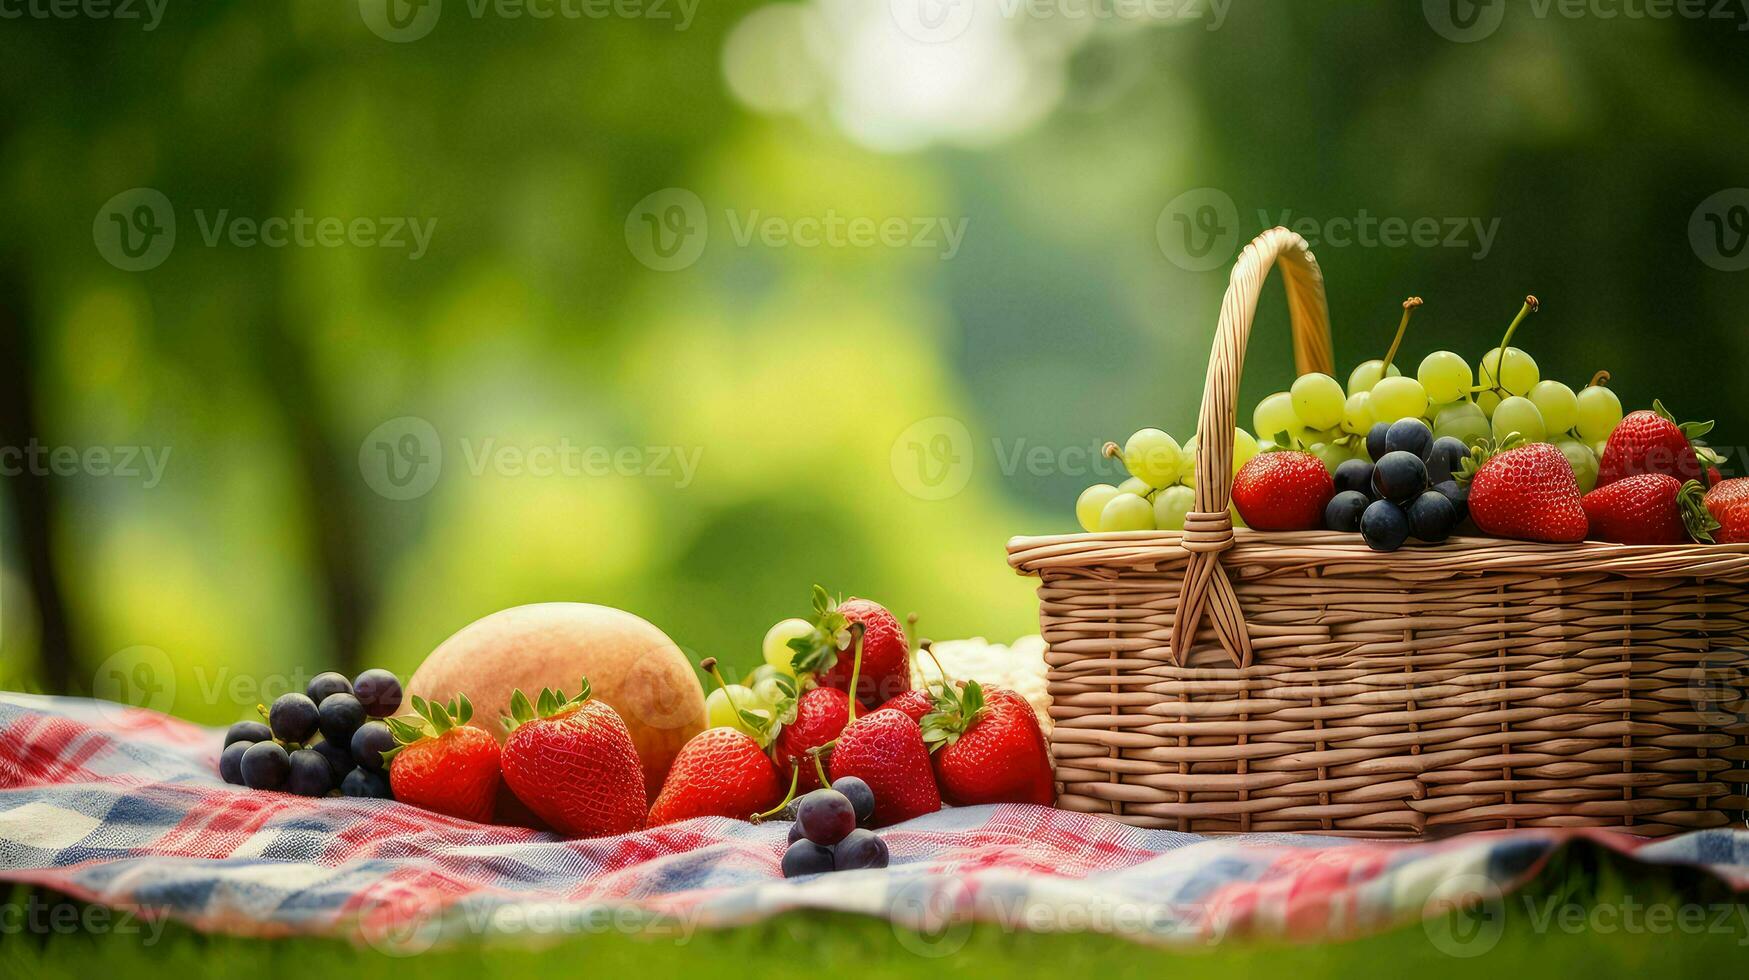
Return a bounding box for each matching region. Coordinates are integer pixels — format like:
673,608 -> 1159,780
341,767 -> 393,799
500,680 -> 648,836
286,747 -> 335,797
241,740 -> 291,790
828,709 -> 941,827
781,839 -> 836,877
352,669 -> 404,718
796,788 -> 857,845
1597,400 -> 1712,487
648,726 -> 784,825
268,693 -> 319,744
219,740 -> 251,784
408,603 -> 706,796
350,720 -> 395,773
385,694 -> 502,823
778,781 -> 890,877
833,828 -> 889,871
317,693 -> 366,746
225,720 -> 270,746
1705,479 -> 1749,542
774,686 -> 850,791
831,775 -> 876,825
921,682 -> 1053,807
1457,440 -> 1588,543
1581,474 -> 1717,545
787,589 -> 912,710
307,671 -> 352,705
310,737 -> 352,780
1230,452 -> 1334,530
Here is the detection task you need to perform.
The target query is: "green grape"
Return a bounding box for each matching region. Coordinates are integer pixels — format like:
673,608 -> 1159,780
1491,395 -> 1546,444
1528,380 -> 1578,436
1122,428 -> 1183,489
1432,400 -> 1491,448
1153,485 -> 1195,531
1341,392 -> 1375,435
1232,428 -> 1260,472
1100,492 -> 1156,531
1118,476 -> 1152,497
1417,351 -> 1473,405
1291,373 -> 1346,430
705,685 -> 762,735
1478,346 -> 1539,396
1369,376 -> 1429,422
1346,359 -> 1400,396
761,617 -> 812,676
1592,439 -> 1609,459
1076,484 -> 1120,532
1556,438 -> 1599,493
1575,384 -> 1624,441
1433,400 -> 1483,429
1252,392 -> 1300,444
1477,388 -> 1502,418
747,666 -> 791,708
1308,441 -> 1356,474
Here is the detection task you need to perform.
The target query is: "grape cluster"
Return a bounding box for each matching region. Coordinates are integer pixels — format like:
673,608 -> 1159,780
220,668 -> 403,798
1074,426 -> 1260,532
700,619 -> 815,740
1326,420 -> 1468,551
780,776 -> 889,876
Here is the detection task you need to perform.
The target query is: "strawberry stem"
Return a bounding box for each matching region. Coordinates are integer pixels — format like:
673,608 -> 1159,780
1381,296 -> 1423,371
843,622 -> 866,726
750,765 -> 801,824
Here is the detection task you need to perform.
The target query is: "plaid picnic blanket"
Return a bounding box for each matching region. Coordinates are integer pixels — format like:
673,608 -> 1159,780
1,693 -> 1745,953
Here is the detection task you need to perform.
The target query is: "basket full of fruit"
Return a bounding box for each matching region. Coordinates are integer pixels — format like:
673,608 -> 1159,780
1007,226 -> 1749,838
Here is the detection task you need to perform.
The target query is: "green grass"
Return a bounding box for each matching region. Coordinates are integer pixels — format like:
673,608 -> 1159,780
8,844 -> 1745,979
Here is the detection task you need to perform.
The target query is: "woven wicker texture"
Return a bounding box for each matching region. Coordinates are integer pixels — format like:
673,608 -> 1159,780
1008,228 -> 1749,837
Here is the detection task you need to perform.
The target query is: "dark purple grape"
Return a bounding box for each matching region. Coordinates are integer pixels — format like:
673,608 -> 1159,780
1361,499 -> 1411,553
780,839 -> 835,878
797,790 -> 856,845
306,671 -> 352,704
831,776 -> 876,826
1365,422 -> 1391,462
268,692 -> 319,743
1408,490 -> 1460,542
352,669 -> 404,718
350,720 -> 395,773
1426,437 -> 1471,484
310,737 -> 353,779
341,767 -> 393,799
1332,459 -> 1375,497
225,721 -> 271,746
1372,451 -> 1429,504
317,693 -> 366,745
219,740 -> 252,784
241,741 -> 291,790
1324,490 -> 1370,532
1385,418 -> 1433,460
1432,479 -> 1470,519
787,821 -> 806,844
833,828 -> 889,871
286,748 -> 334,797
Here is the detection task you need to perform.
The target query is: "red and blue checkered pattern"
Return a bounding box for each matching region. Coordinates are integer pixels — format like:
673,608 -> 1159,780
1,693 -> 1745,950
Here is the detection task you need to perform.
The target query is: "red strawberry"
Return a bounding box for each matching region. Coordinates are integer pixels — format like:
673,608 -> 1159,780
1582,473 -> 1717,545
648,727 -> 784,825
385,694 -> 501,823
1597,400 -> 1712,487
1231,451 -> 1335,531
1704,478 -> 1749,543
827,708 -> 940,827
922,682 -> 1053,807
499,681 -> 647,838
772,686 -> 849,791
1460,441 -> 1588,543
877,688 -> 934,723
788,587 -> 912,709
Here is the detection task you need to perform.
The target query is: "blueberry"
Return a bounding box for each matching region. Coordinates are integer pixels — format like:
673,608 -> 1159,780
268,692 -> 319,743
797,790 -> 856,846
1324,490 -> 1371,532
340,767 -> 394,799
310,737 -> 353,779
1332,459 -> 1375,497
350,720 -> 396,773
219,740 -> 252,785
787,821 -> 806,845
780,839 -> 836,878
352,669 -> 404,718
241,740 -> 291,790
1432,479 -> 1470,519
1426,436 -> 1471,484
1360,499 -> 1411,553
286,748 -> 334,797
1365,422 -> 1391,463
225,721 -> 271,746
1372,451 -> 1429,504
317,693 -> 366,745
1385,418 -> 1434,460
833,828 -> 889,871
831,776 -> 876,826
306,671 -> 352,705
1407,490 -> 1460,542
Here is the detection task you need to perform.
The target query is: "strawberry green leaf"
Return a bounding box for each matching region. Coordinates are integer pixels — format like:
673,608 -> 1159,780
1680,479 -> 1721,544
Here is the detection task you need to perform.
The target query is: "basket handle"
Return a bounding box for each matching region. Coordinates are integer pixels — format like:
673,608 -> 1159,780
1170,227 -> 1333,668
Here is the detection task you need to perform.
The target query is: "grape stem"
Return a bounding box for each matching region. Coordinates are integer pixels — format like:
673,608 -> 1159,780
698,657 -> 746,718
1588,369 -> 1611,388
750,764 -> 801,824
1480,295 -> 1539,394
843,622 -> 866,726
812,751 -> 831,789
1380,296 -> 1423,372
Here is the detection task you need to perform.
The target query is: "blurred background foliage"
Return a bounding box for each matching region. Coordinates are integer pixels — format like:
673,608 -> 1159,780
0,0 -> 1746,724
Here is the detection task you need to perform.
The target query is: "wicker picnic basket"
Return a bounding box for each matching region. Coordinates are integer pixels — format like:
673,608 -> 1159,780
1007,227 -> 1749,838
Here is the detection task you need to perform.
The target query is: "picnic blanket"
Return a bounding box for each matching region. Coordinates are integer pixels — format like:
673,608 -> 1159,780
1,693 -> 1745,953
